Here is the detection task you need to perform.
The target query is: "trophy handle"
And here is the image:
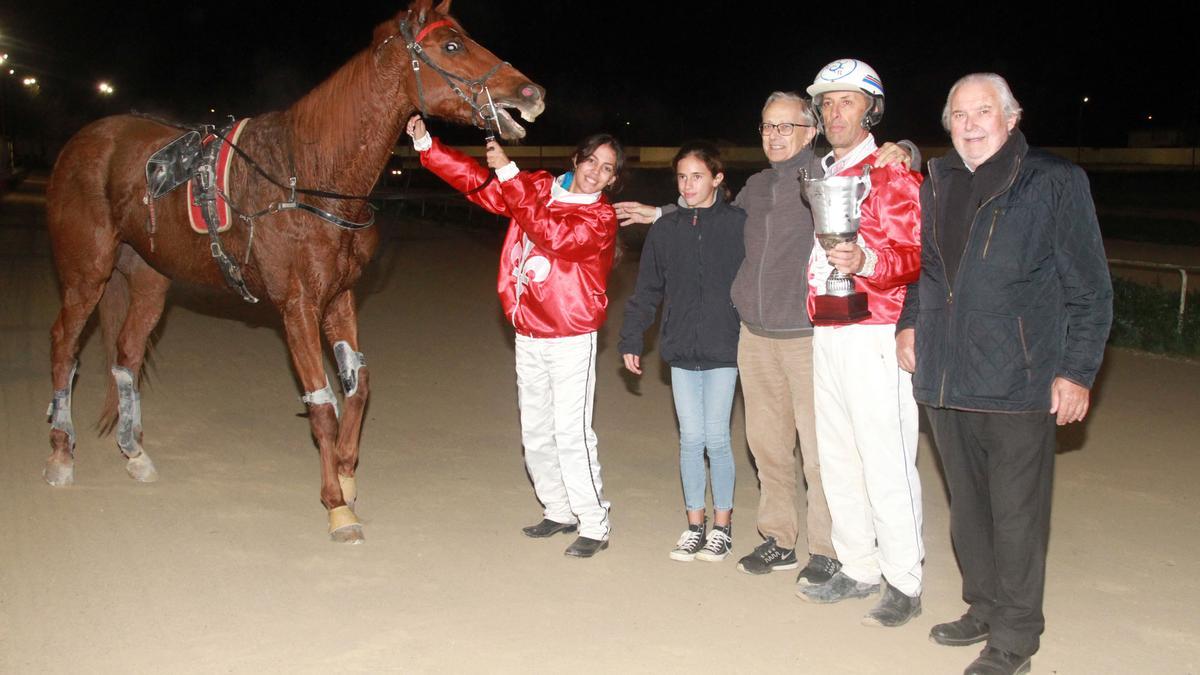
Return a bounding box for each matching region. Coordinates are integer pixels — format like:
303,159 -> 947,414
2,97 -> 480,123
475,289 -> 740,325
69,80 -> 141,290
853,165 -> 872,220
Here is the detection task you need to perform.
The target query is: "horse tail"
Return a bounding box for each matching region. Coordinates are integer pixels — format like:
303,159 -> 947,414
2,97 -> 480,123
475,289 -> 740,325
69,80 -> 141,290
95,271 -> 130,435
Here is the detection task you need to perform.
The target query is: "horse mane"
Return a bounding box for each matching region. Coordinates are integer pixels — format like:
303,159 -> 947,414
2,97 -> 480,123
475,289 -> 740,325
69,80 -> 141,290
288,29 -> 414,199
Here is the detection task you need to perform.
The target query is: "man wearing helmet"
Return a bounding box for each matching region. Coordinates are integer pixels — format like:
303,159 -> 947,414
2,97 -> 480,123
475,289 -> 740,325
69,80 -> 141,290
794,59 -> 925,630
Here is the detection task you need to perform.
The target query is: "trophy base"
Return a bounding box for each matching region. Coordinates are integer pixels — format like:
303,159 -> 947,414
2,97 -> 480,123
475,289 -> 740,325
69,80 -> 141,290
812,292 -> 872,325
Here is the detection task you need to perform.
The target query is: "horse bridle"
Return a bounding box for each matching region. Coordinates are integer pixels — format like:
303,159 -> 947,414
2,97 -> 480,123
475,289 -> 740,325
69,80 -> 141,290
387,12 -> 510,130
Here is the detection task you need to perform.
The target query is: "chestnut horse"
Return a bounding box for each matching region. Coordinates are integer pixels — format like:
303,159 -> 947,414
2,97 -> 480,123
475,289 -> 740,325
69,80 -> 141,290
42,0 -> 544,542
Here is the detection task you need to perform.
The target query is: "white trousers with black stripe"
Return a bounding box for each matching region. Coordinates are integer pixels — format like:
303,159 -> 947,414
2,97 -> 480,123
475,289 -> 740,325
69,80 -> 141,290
814,323 -> 923,596
515,332 -> 610,540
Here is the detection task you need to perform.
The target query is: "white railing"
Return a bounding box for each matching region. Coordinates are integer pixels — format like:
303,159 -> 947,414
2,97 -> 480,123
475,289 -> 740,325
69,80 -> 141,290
1108,259 -> 1199,334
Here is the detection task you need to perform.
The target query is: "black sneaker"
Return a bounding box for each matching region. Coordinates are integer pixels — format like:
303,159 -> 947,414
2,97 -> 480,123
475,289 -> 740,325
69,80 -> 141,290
669,522 -> 706,561
695,525 -> 733,562
736,536 -> 799,575
796,554 -> 842,586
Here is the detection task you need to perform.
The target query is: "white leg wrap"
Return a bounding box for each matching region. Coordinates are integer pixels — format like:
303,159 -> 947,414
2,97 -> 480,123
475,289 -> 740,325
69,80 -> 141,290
47,361 -> 78,445
338,473 -> 357,509
333,341 -> 366,397
300,379 -> 339,419
111,365 -> 144,458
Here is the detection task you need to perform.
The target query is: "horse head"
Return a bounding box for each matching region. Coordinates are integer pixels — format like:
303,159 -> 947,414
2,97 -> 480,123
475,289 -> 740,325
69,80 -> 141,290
376,0 -> 545,140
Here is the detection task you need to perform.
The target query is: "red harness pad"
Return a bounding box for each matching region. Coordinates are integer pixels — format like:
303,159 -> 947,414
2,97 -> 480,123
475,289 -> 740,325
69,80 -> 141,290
187,118 -> 249,234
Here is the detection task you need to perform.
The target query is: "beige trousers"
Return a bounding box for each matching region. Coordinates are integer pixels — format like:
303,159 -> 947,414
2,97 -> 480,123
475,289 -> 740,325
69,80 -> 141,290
736,327 -> 835,557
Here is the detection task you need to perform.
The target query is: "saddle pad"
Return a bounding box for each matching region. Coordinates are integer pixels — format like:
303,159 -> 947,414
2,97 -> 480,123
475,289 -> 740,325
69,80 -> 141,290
187,118 -> 249,234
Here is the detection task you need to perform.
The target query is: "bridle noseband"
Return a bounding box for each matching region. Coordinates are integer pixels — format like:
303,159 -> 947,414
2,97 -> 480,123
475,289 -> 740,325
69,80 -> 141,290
385,12 -> 510,130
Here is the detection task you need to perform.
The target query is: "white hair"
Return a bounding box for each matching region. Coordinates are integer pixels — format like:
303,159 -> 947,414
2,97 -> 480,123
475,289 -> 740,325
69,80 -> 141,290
941,73 -> 1023,131
762,91 -> 817,126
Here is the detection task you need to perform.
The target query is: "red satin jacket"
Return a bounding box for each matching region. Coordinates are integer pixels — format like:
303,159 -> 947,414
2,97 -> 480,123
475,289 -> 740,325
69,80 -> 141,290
420,139 -> 618,338
807,151 -> 923,326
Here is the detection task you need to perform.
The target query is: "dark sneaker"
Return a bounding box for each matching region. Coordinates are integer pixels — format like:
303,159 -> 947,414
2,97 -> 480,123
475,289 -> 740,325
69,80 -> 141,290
736,537 -> 799,575
795,570 -> 880,603
796,554 -> 842,586
695,526 -> 733,562
930,614 -> 990,647
861,581 -> 922,627
669,523 -> 706,562
964,646 -> 1031,675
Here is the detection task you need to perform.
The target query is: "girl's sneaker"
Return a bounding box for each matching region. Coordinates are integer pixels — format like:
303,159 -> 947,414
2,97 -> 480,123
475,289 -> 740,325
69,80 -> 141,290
669,522 -> 706,561
696,526 -> 733,562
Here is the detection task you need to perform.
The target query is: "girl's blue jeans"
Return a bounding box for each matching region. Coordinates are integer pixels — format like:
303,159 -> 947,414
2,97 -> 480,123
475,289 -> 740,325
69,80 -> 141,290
670,366 -> 738,512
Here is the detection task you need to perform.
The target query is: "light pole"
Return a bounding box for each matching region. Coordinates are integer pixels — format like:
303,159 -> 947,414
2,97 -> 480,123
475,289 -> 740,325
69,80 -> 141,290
1075,96 -> 1089,163
0,53 -> 8,139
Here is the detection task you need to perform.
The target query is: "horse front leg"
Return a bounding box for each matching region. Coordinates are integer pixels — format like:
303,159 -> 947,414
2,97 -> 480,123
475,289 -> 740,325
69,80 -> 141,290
282,301 -> 363,544
321,291 -> 369,513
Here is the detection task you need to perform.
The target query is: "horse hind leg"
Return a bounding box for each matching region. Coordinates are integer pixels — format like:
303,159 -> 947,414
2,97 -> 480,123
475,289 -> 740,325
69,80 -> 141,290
107,247 -> 171,482
44,231 -> 120,486
44,362 -> 79,485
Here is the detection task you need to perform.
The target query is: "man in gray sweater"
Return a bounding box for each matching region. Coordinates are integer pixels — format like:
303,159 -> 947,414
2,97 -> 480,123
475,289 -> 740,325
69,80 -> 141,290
616,91 -> 917,585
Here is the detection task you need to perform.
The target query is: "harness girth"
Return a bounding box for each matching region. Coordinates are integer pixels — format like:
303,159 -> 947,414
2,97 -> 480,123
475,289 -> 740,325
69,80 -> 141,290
193,120 -> 259,304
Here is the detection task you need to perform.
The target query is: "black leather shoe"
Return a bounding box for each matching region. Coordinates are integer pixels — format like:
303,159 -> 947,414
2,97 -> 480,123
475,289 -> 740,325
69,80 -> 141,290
564,536 -> 609,558
861,582 -> 921,627
522,519 -> 577,538
963,646 -> 1031,675
930,614 -> 991,646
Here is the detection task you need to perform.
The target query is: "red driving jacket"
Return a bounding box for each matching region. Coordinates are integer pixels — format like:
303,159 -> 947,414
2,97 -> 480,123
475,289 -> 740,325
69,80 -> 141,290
420,139 -> 618,338
807,151 -> 923,326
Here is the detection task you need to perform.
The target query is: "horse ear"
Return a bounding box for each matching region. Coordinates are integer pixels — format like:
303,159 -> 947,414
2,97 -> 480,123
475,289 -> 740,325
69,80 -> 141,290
409,0 -> 432,25
435,0 -> 452,14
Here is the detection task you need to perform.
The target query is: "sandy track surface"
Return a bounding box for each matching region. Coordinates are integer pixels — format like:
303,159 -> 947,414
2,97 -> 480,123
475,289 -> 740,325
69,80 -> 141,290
2,177 -> 1197,673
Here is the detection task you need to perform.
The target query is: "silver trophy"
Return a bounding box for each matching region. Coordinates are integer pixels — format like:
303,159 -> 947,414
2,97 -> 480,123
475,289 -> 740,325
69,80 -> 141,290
800,165 -> 873,323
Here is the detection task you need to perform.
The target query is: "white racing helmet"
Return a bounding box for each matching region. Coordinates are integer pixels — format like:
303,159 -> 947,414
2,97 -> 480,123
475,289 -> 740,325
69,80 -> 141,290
807,58 -> 885,129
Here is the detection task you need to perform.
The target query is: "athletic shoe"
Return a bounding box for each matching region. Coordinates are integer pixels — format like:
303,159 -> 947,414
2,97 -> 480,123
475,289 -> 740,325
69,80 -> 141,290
669,522 -> 706,562
736,537 -> 800,575
795,570 -> 880,603
796,554 -> 842,586
695,526 -> 733,562
861,581 -> 922,627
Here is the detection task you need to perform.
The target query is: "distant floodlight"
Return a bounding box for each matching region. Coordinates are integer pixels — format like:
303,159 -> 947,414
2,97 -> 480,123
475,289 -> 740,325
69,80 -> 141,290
1082,96 -> 1089,103
22,76 -> 36,86
98,81 -> 115,95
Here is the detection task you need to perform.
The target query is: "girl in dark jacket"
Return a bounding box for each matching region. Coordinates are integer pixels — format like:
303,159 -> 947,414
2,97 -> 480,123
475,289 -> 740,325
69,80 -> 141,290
618,142 -> 746,562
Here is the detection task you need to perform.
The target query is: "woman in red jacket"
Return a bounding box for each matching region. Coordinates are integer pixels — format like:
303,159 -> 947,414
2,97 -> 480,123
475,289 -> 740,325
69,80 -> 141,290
406,116 -> 622,558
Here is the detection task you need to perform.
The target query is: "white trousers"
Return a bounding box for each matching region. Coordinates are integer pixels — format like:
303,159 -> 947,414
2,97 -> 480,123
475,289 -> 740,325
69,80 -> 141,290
515,332 -> 610,540
813,323 -> 923,596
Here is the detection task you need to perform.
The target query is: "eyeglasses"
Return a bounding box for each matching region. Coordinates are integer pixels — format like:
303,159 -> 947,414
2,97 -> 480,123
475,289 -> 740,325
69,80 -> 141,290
757,122 -> 813,136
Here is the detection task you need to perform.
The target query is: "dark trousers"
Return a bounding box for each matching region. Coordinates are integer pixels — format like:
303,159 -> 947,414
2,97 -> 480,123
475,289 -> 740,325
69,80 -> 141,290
925,407 -> 1056,657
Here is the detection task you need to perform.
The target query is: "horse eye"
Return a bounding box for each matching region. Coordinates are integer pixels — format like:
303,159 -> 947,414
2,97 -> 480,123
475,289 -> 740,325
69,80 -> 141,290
445,41 -> 462,53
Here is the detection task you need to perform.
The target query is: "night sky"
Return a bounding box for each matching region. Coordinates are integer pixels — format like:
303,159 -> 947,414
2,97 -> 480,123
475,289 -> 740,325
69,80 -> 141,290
2,1 -> 1195,149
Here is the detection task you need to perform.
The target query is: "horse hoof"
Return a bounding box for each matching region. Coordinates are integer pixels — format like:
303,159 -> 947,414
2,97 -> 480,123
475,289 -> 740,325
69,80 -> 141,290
43,458 -> 75,487
328,505 -> 363,544
125,453 -> 159,483
330,524 -> 365,544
